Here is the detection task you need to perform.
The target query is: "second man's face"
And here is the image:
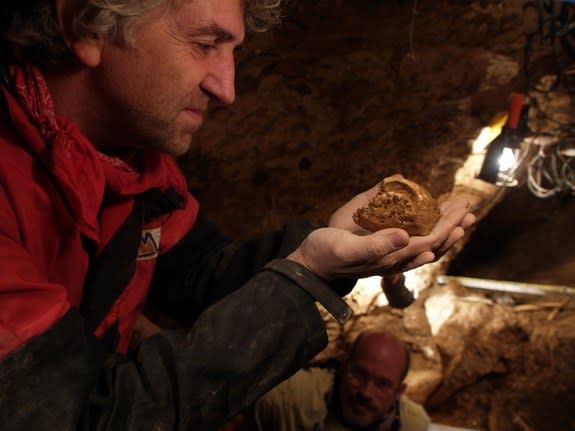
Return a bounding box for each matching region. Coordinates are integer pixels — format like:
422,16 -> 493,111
339,351 -> 405,428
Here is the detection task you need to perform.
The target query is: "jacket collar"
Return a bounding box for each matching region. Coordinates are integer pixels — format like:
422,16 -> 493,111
1,64 -> 186,242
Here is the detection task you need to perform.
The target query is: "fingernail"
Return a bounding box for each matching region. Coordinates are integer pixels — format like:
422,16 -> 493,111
391,232 -> 408,248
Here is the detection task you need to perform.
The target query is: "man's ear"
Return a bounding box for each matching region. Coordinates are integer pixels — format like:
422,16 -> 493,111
68,37 -> 104,67
53,0 -> 104,67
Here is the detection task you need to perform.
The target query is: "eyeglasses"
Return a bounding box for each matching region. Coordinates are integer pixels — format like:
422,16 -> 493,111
345,366 -> 398,398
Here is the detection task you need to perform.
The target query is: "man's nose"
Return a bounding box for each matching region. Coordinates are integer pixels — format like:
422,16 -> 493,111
200,53 -> 236,105
358,380 -> 378,401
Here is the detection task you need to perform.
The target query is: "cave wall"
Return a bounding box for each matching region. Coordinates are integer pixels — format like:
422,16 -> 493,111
181,0 -> 528,238
182,0 -> 574,287
178,1 -> 575,429
450,186 -> 575,286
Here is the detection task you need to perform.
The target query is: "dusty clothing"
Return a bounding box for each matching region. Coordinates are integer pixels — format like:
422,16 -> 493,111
252,368 -> 430,431
0,64 -> 352,431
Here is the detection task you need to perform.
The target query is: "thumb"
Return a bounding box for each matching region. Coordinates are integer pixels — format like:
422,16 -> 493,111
351,228 -> 409,262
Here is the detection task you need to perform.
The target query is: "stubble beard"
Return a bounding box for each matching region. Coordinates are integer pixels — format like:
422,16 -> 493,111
129,107 -> 197,157
341,395 -> 379,428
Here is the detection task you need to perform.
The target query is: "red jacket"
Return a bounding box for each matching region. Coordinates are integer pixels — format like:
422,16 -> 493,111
0,65 -> 351,431
0,81 -> 199,357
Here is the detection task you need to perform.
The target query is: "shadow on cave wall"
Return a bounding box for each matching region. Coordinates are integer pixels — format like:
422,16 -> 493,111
449,186 -> 575,286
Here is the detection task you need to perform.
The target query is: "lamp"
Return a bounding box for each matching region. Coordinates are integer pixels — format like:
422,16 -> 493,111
478,93 -> 528,186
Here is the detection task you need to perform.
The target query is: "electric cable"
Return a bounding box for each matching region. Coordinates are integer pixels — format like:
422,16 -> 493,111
525,135 -> 575,197
521,0 -> 575,198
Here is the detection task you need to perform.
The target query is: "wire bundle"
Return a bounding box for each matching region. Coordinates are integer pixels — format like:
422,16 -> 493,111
526,135 -> 575,197
522,0 -> 575,197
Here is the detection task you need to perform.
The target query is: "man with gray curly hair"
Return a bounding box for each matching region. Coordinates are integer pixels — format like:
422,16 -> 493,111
0,0 -> 474,430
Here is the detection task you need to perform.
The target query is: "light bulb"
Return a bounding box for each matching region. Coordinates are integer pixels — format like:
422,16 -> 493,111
498,147 -> 517,171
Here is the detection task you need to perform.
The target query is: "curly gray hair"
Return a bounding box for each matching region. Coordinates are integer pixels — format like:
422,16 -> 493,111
0,0 -> 282,65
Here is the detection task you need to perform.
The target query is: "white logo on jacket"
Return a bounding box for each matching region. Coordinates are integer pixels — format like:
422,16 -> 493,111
138,227 -> 161,260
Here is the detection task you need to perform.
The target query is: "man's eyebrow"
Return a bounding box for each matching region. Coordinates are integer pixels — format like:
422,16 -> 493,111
188,23 -> 241,42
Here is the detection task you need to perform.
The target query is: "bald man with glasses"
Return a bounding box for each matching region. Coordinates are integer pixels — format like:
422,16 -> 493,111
250,329 -> 430,431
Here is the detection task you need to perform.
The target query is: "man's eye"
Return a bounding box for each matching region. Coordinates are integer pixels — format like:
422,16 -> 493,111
375,379 -> 394,391
349,368 -> 367,382
196,42 -> 216,54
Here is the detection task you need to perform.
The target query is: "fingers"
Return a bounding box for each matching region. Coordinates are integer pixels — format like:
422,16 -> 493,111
428,205 -> 469,249
461,212 -> 476,229
440,199 -> 471,218
439,198 -> 469,213
429,201 -> 476,257
342,229 -> 413,277
291,227 -> 412,280
400,251 -> 435,272
351,228 -> 409,264
301,194 -> 476,281
440,199 -> 476,229
336,227 -> 430,278
381,250 -> 435,274
377,202 -> 472,268
434,226 -> 465,258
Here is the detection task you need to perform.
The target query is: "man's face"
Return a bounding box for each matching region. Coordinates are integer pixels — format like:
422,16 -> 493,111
338,341 -> 405,428
91,0 -> 244,156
